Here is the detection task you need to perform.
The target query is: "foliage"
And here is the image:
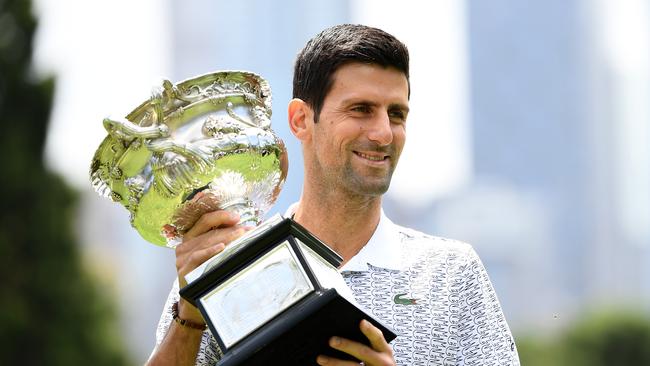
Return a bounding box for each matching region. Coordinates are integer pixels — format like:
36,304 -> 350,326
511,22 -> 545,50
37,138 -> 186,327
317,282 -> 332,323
517,309 -> 650,366
0,0 -> 131,364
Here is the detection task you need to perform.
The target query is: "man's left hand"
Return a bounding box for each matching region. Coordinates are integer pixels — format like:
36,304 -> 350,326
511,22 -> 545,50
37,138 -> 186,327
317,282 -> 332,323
316,319 -> 395,366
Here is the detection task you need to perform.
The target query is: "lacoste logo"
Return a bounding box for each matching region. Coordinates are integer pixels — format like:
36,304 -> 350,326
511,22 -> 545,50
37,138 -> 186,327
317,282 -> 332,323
393,293 -> 418,305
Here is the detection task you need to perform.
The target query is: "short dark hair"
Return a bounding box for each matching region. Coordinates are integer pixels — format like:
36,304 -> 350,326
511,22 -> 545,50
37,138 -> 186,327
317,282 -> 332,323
292,24 -> 410,122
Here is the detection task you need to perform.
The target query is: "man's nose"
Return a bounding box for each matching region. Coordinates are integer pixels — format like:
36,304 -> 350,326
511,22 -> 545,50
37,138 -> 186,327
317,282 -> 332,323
367,112 -> 393,146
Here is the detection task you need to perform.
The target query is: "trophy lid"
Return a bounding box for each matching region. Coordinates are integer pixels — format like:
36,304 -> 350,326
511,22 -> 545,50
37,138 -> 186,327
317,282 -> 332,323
90,71 -> 288,246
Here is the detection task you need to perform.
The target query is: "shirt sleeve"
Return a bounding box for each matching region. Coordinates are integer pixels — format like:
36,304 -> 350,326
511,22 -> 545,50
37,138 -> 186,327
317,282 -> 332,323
151,279 -> 223,365
457,247 -> 520,365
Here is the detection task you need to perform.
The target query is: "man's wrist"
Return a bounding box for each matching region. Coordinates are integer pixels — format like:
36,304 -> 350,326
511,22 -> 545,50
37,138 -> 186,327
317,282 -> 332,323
172,301 -> 207,331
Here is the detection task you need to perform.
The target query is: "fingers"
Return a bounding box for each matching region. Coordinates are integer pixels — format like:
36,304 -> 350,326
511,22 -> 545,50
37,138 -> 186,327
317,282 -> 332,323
176,226 -> 249,276
184,210 -> 240,239
178,225 -> 247,255
359,320 -> 392,354
316,354 -> 361,366
177,243 -> 225,277
175,210 -> 250,286
322,336 -> 375,365
176,209 -> 245,270
317,320 -> 394,366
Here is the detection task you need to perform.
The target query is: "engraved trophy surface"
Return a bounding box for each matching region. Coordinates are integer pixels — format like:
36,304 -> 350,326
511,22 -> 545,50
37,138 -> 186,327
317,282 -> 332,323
90,71 -> 395,365
90,71 -> 287,246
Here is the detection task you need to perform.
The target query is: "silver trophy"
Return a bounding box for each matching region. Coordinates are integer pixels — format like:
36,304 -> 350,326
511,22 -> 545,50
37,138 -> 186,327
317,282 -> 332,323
90,70 -> 287,246
90,71 -> 394,365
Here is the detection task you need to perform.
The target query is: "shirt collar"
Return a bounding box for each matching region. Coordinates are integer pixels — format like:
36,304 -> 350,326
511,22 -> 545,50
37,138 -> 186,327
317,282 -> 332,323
284,203 -> 402,272
339,209 -> 402,271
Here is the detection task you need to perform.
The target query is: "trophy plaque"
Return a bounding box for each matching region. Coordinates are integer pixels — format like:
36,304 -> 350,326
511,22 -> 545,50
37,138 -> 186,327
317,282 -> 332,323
90,71 -> 395,365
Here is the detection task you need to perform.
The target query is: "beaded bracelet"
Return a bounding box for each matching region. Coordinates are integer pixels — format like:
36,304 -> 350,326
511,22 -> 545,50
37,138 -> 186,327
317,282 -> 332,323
171,301 -> 207,331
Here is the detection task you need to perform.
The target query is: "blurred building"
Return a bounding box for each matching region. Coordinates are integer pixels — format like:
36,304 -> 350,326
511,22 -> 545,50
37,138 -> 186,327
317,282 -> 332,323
400,0 -> 650,332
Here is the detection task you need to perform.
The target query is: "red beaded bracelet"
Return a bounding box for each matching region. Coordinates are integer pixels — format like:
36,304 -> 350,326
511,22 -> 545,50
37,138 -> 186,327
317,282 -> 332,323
171,301 -> 207,331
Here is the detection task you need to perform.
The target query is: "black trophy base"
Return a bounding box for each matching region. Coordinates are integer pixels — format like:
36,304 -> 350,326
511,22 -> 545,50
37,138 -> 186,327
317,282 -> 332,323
217,288 -> 396,366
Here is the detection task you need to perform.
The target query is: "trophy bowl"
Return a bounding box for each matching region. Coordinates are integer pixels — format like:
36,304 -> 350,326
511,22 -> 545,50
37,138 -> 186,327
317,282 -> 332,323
90,71 -> 288,246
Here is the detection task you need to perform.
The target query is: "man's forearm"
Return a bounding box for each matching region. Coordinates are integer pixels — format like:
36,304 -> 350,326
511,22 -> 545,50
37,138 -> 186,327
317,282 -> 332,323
146,322 -> 203,366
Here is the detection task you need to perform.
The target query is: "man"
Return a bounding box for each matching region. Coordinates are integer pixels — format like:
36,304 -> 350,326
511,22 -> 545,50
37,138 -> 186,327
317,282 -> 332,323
148,24 -> 520,365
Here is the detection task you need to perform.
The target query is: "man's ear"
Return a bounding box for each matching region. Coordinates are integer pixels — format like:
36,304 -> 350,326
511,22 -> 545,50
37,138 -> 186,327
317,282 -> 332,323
288,98 -> 313,142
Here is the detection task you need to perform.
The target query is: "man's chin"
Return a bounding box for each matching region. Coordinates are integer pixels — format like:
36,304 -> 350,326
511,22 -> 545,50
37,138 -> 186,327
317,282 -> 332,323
342,167 -> 394,196
349,178 -> 392,196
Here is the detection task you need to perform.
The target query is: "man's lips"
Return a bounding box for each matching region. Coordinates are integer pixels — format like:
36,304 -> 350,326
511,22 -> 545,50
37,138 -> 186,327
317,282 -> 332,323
353,151 -> 389,162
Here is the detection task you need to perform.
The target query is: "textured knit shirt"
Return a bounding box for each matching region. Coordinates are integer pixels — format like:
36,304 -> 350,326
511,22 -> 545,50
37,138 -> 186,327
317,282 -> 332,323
154,210 -> 520,365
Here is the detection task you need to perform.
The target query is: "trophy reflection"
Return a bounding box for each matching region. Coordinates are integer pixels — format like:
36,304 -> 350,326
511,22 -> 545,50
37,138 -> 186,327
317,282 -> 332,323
90,71 -> 394,365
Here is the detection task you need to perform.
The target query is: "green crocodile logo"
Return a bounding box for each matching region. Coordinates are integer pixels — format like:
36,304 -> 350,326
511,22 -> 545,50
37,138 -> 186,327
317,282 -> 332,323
393,293 -> 418,305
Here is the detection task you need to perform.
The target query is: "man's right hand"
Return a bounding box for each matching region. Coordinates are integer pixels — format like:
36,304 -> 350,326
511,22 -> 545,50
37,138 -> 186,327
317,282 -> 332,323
146,209 -> 250,365
174,210 -> 250,326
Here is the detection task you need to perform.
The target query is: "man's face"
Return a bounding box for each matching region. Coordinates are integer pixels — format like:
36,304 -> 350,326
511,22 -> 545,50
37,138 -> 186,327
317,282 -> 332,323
308,62 -> 409,196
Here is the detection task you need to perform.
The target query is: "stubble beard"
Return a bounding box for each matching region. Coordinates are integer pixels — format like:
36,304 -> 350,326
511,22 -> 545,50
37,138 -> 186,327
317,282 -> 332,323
339,158 -> 395,197
344,141 -> 399,196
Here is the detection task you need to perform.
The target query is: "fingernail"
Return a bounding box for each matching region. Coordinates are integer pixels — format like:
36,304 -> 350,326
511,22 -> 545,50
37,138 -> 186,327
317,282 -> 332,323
316,355 -> 328,365
330,336 -> 341,347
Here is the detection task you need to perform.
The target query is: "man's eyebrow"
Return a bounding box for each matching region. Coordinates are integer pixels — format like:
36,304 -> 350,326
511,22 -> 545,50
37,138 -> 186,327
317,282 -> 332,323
341,99 -> 409,112
340,98 -> 378,107
389,103 -> 410,113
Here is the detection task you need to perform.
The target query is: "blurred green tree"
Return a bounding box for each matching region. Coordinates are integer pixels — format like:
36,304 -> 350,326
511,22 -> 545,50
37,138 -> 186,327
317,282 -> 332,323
0,0 -> 131,364
517,309 -> 650,366
560,310 -> 650,366
514,335 -> 560,366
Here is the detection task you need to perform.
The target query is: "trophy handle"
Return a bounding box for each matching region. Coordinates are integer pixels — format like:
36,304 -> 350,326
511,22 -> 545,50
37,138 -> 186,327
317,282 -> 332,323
103,117 -> 169,141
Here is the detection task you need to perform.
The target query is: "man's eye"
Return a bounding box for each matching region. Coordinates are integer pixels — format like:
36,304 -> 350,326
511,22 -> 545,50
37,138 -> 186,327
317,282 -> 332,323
351,105 -> 371,113
389,110 -> 406,121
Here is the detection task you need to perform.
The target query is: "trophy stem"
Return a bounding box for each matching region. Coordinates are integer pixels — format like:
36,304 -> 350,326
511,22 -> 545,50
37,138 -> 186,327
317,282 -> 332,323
221,198 -> 259,227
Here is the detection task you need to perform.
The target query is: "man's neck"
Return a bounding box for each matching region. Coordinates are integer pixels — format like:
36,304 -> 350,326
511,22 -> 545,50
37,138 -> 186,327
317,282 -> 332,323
293,189 -> 382,266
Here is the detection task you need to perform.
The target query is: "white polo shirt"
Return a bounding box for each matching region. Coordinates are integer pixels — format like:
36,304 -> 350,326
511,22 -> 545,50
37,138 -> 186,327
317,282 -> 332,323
334,211 -> 519,365
155,208 -> 520,365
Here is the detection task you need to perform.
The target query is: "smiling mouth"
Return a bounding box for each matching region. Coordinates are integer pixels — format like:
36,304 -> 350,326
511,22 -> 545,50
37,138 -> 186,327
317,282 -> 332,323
354,151 -> 389,161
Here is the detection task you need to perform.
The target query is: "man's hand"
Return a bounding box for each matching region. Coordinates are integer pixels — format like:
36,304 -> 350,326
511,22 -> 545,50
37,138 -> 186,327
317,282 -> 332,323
174,210 -> 250,324
146,209 -> 250,365
316,320 -> 396,366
